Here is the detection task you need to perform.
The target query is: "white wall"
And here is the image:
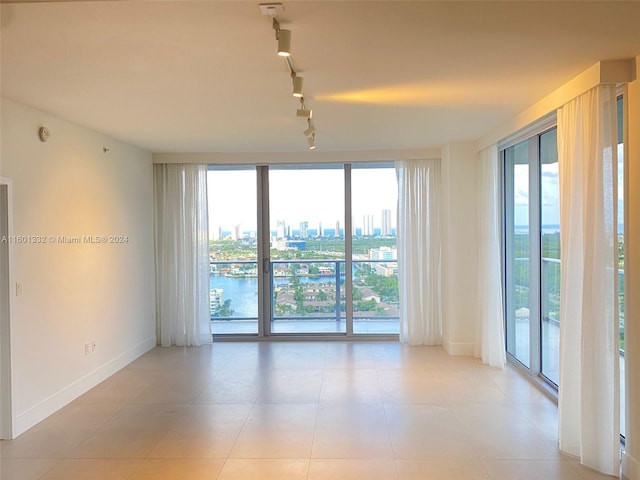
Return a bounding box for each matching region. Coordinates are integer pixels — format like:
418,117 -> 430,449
622,54 -> 640,480
0,98 -> 156,437
440,142 -> 478,355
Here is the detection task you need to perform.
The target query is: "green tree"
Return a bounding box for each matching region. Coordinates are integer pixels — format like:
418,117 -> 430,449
218,299 -> 234,317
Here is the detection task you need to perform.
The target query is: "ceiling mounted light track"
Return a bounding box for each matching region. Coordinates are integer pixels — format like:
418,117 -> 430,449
276,27 -> 291,57
292,75 -> 303,97
260,2 -> 317,150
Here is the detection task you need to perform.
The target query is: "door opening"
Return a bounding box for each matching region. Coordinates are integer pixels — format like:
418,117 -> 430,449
0,180 -> 13,439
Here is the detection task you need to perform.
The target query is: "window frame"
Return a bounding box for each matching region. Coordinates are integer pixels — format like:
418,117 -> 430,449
501,117 -> 559,389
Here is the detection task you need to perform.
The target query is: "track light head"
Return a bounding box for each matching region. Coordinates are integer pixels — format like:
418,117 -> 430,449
296,108 -> 312,119
307,135 -> 316,150
293,76 -> 303,97
303,126 -> 316,138
277,29 -> 291,56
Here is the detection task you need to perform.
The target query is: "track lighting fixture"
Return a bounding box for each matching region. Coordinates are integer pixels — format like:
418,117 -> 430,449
277,28 -> 291,57
292,75 -> 303,97
261,3 -> 317,149
304,125 -> 316,138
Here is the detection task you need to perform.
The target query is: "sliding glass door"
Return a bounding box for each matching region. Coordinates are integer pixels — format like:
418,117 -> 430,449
504,126 -> 559,384
539,129 -> 560,384
351,166 -> 398,334
505,139 -> 533,367
208,163 -> 399,337
269,166 -> 346,334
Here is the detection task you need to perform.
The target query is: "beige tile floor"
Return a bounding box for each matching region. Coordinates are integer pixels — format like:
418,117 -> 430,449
0,342 -> 617,479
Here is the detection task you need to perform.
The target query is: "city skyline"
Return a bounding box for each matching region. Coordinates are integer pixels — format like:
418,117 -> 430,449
207,167 -> 398,240
212,210 -> 397,240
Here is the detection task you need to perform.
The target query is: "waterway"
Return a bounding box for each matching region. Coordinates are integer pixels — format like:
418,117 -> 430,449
210,273 -> 345,318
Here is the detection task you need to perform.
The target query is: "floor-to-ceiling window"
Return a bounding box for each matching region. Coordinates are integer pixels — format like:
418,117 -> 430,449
503,102 -> 625,419
351,165 -> 398,334
618,94 -> 626,439
207,168 -> 259,335
504,122 -> 559,384
207,163 -> 398,338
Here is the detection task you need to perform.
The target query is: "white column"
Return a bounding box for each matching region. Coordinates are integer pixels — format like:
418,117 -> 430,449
440,142 -> 478,355
623,55 -> 640,480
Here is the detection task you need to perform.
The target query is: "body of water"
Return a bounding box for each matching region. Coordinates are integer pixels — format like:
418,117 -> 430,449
210,273 -> 346,319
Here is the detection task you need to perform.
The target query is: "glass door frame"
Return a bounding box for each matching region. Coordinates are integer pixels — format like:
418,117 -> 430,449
503,137 -> 541,373
222,162 -> 398,340
501,114 -> 557,381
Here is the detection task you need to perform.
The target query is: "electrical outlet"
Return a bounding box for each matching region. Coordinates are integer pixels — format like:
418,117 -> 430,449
91,339 -> 96,352
84,343 -> 90,355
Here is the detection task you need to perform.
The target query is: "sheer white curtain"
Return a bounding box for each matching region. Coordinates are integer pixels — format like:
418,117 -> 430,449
557,84 -> 619,475
396,159 -> 442,345
154,164 -> 212,347
475,145 -> 506,368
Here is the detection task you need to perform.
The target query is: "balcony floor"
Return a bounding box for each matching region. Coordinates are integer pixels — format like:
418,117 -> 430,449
212,319 -> 399,335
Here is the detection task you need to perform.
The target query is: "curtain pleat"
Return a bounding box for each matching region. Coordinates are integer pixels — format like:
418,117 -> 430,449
557,84 -> 619,475
475,145 -> 506,368
396,159 -> 442,345
154,164 -> 211,347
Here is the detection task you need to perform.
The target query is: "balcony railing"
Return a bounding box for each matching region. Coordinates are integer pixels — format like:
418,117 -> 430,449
514,257 -> 625,353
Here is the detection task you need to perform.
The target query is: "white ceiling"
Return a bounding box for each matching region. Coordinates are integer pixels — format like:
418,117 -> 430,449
2,1 -> 640,154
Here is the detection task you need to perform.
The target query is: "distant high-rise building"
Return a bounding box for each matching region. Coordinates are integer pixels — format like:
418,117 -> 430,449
217,226 -> 222,240
335,220 -> 340,237
370,246 -> 397,261
300,221 -> 309,238
232,224 -> 240,241
362,214 -> 374,236
318,222 -> 323,237
210,288 -> 223,314
381,209 -> 392,236
276,220 -> 286,239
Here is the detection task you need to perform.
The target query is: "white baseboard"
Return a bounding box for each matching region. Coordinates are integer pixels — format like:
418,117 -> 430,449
12,335 -> 156,438
623,451 -> 640,480
442,338 -> 475,356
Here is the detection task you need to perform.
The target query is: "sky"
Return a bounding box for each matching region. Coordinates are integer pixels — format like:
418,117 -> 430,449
207,167 -> 398,237
208,140 -> 624,238
512,143 -> 624,228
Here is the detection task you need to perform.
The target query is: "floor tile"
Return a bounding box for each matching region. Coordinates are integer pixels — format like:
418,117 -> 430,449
70,404 -> 186,458
217,459 -> 309,480
312,404 -> 393,459
482,459 -> 584,480
0,458 -> 59,480
148,404 -> 251,458
0,342 -> 573,479
230,404 -> 317,458
39,459 -> 140,480
256,369 -> 323,403
319,368 -> 382,404
567,461 -> 620,480
308,459 -> 398,480
395,459 -> 490,480
385,404 -> 477,460
128,458 -> 226,479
